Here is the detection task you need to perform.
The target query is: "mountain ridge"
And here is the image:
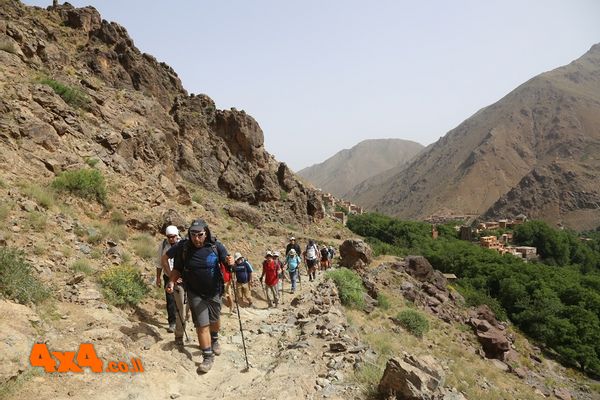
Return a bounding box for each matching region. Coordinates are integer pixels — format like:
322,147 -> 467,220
297,138 -> 423,198
348,43 -> 600,230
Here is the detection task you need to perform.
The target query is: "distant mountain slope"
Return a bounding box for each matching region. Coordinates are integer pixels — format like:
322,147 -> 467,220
297,139 -> 423,198
350,44 -> 600,230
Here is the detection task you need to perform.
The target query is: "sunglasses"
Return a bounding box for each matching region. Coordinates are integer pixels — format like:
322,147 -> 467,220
166,235 -> 177,239
190,231 -> 206,238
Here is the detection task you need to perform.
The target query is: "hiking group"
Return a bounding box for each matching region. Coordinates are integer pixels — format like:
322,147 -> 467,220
157,221 -> 336,374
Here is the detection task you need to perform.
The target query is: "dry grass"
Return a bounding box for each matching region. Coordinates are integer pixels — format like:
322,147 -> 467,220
344,278 -> 551,400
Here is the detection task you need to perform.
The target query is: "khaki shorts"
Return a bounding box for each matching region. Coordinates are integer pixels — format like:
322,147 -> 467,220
236,282 -> 252,299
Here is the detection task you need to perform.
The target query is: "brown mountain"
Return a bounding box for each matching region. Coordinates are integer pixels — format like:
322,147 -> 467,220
350,44 -> 600,230
297,139 -> 423,198
0,0 -> 324,226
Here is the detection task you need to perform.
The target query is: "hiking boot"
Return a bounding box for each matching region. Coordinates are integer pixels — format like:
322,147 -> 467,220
167,324 -> 176,333
212,341 -> 222,356
196,355 -> 214,374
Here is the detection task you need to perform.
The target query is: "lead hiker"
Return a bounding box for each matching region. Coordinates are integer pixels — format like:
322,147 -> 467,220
260,251 -> 280,308
156,225 -> 182,337
165,219 -> 234,374
283,248 -> 302,294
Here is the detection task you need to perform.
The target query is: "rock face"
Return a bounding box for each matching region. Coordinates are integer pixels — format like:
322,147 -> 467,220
0,0 -> 323,225
339,239 -> 372,269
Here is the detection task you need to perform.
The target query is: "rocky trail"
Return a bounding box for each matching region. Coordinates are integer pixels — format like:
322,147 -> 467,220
4,270 -> 365,400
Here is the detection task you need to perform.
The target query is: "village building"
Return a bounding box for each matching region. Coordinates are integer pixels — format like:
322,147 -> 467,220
333,211 -> 347,225
515,246 -> 537,261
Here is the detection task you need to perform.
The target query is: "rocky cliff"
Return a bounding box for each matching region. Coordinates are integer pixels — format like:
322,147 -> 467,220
0,0 -> 323,224
350,44 -> 600,230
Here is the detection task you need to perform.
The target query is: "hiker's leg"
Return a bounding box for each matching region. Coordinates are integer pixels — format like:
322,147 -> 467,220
196,325 -> 210,349
174,284 -> 185,339
265,284 -> 272,305
163,275 -> 176,326
188,292 -> 211,348
236,283 -> 243,303
291,271 -> 297,291
242,284 -> 252,303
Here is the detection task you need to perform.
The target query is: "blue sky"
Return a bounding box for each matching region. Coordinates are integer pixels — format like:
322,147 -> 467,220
25,1 -> 600,171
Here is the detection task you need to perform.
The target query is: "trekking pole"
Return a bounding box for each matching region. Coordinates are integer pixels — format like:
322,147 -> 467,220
173,285 -> 190,342
231,278 -> 250,372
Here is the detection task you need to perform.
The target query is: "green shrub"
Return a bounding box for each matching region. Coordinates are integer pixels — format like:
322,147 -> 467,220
39,77 -> 89,108
354,361 -> 383,397
26,211 -> 47,230
52,168 -> 107,205
86,226 -> 106,245
0,247 -> 49,304
84,157 -> 99,168
110,211 -> 126,225
102,222 -> 128,242
131,234 -> 155,261
459,285 -> 508,321
0,202 -> 11,221
100,264 -> 148,307
22,184 -> 56,209
396,309 -> 430,338
71,259 -> 93,275
326,268 -> 365,309
377,292 -> 391,310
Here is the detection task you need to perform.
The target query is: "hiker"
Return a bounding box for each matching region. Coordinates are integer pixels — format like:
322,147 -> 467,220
260,251 -> 280,307
304,240 -> 319,281
283,248 -> 302,293
156,225 -> 182,337
165,219 -> 234,374
273,251 -> 284,292
232,252 -> 254,306
320,245 -> 330,271
328,245 -> 335,265
285,236 -> 301,256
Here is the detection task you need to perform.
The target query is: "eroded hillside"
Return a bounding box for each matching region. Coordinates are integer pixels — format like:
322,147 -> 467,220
350,44 -> 600,230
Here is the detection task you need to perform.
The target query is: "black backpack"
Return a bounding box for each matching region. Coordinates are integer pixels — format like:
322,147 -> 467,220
177,239 -> 225,298
321,247 -> 329,258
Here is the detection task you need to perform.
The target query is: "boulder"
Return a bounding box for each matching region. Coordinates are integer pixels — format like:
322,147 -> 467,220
224,203 -> 263,227
339,239 -> 372,269
378,353 -> 445,399
58,5 -> 102,33
158,209 -> 187,234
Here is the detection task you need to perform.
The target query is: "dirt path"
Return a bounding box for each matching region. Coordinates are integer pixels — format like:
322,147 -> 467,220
7,272 -> 363,400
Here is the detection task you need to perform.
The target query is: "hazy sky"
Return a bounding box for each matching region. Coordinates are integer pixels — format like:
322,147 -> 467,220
25,1 -> 600,171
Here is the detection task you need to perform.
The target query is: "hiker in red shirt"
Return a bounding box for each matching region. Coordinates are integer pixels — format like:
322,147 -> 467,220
260,251 -> 280,308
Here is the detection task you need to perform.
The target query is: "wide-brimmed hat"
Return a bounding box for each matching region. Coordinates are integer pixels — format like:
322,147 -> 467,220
234,252 -> 243,261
